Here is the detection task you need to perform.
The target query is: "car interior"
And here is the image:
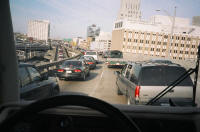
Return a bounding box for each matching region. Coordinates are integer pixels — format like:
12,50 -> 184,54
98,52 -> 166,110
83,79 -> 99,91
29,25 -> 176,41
1,0 -> 200,132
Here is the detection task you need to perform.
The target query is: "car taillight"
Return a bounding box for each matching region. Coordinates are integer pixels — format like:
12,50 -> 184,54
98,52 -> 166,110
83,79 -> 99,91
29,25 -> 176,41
74,69 -> 81,72
135,86 -> 140,99
57,69 -> 64,72
87,62 -> 94,64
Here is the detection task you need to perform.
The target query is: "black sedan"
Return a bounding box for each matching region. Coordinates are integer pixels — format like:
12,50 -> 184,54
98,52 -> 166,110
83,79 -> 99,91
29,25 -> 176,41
79,56 -> 96,69
19,63 -> 60,101
57,60 -> 90,81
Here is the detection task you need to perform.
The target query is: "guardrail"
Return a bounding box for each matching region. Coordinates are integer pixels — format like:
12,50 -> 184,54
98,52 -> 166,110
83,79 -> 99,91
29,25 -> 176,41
36,52 -> 82,75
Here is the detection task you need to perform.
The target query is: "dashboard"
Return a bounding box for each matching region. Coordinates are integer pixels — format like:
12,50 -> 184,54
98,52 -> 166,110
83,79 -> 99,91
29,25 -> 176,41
10,105 -> 200,132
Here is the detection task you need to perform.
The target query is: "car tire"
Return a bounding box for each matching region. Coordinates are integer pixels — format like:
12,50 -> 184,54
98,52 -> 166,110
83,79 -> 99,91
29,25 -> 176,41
82,73 -> 86,81
117,85 -> 123,95
87,71 -> 90,77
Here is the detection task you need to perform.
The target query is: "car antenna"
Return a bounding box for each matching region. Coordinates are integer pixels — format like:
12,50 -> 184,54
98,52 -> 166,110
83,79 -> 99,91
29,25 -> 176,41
146,44 -> 200,106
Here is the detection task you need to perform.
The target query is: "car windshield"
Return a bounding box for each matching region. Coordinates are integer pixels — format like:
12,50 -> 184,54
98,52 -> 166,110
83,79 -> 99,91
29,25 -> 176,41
8,0 -> 200,108
108,51 -> 123,58
62,61 -> 82,67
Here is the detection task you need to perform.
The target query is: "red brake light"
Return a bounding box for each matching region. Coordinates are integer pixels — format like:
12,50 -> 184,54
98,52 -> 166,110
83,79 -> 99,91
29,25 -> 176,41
135,86 -> 140,99
87,62 -> 94,64
74,69 -> 81,72
57,69 -> 64,72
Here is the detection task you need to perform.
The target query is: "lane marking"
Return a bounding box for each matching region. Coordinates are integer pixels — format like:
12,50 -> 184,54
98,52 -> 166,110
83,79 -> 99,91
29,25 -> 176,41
89,64 -> 105,96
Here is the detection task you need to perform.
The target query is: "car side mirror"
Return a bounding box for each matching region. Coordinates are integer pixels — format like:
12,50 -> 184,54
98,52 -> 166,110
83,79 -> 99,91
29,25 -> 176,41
41,74 -> 48,80
114,71 -> 120,75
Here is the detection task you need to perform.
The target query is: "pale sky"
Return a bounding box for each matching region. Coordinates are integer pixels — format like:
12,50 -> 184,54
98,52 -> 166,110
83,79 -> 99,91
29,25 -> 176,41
10,0 -> 200,39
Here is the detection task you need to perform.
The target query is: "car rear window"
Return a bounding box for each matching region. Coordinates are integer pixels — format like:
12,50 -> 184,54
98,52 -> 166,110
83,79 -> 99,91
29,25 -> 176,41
86,52 -> 97,55
62,61 -> 82,67
108,51 -> 123,58
139,66 -> 193,86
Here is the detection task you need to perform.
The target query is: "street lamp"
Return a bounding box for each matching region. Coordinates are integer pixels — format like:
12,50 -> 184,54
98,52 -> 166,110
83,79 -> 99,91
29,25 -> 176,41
156,6 -> 177,59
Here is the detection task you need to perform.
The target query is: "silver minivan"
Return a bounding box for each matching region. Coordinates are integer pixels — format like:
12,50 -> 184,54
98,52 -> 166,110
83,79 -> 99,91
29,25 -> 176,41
116,61 -> 193,106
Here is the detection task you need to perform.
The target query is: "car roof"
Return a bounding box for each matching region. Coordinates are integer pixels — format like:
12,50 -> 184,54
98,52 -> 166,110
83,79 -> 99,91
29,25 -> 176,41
19,63 -> 34,67
128,61 -> 181,68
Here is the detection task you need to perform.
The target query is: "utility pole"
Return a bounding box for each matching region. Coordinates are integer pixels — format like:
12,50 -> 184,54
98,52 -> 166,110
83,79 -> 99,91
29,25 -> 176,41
168,6 -> 177,59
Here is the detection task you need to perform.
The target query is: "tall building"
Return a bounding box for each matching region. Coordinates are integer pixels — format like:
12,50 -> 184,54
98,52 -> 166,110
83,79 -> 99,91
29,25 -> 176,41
111,17 -> 200,60
27,20 -> 50,41
192,16 -> 200,27
117,0 -> 141,21
90,32 -> 112,51
87,24 -> 100,41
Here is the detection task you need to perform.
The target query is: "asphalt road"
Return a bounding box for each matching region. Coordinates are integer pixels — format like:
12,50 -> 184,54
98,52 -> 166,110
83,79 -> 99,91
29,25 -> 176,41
58,59 -> 127,105
58,57 -> 200,107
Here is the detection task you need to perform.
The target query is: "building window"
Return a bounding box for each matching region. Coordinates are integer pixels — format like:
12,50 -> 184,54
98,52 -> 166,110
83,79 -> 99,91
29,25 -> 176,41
192,45 -> 195,48
187,38 -> 191,41
156,49 -> 160,52
152,41 -> 155,44
191,52 -> 195,55
164,35 -> 168,39
182,37 -> 185,40
162,49 -> 166,52
176,36 -> 180,40
146,40 -> 149,44
175,43 -> 178,47
180,51 -> 183,54
174,50 -> 177,53
150,48 -> 154,51
185,51 -> 189,54
140,40 -> 144,43
181,44 -> 184,47
186,44 -> 190,48
157,41 -> 161,45
163,42 -> 167,45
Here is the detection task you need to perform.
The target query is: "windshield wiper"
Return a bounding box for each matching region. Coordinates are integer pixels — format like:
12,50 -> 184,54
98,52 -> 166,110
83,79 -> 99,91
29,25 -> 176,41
146,45 -> 200,106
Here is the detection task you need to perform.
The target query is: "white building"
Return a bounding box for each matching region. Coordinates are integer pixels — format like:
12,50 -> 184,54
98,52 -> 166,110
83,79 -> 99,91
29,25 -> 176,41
90,32 -> 112,51
117,0 -> 141,21
27,20 -> 50,41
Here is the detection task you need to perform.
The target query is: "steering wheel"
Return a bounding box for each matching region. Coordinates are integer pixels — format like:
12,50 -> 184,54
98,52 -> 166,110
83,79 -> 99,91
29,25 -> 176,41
0,95 -> 141,132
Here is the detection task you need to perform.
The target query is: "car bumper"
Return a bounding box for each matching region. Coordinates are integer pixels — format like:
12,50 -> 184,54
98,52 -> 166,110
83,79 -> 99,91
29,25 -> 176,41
57,72 -> 83,79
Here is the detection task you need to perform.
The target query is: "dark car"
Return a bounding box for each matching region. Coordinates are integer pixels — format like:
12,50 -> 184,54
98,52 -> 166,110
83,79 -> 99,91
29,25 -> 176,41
79,56 -> 96,69
19,63 -> 60,101
57,60 -> 90,81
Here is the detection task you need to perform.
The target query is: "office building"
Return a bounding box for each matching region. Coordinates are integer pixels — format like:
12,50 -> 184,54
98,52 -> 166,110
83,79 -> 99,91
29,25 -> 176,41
192,16 -> 200,27
117,0 -> 141,21
27,20 -> 50,41
87,24 -> 100,41
90,32 -> 112,51
111,17 -> 200,60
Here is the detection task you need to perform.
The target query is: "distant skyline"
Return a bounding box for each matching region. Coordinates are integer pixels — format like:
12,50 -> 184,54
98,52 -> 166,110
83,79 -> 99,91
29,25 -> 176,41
10,0 -> 200,39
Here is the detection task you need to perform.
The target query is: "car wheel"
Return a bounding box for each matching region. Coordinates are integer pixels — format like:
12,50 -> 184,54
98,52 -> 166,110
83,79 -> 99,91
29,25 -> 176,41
87,71 -> 90,76
117,84 -> 123,95
82,73 -> 86,81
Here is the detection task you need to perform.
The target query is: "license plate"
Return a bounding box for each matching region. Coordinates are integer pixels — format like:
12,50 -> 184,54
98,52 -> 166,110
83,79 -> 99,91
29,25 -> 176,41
66,71 -> 72,73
